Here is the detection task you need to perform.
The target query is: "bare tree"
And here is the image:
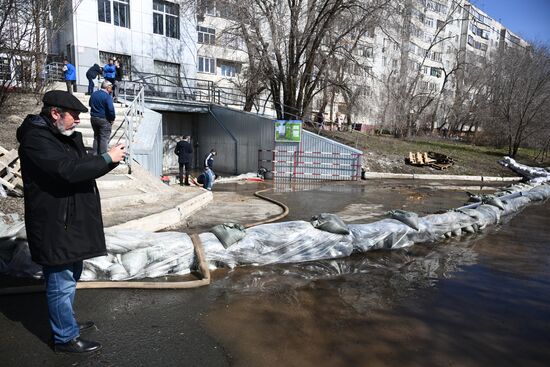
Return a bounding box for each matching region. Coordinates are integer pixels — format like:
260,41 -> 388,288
485,44 -> 550,158
0,0 -> 71,108
219,0 -> 390,120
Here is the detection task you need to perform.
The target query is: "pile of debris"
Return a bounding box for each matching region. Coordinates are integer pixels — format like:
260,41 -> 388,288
406,151 -> 454,170
0,146 -> 23,197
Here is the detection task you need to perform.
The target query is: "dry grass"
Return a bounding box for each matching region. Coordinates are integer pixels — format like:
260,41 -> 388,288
318,129 -> 549,177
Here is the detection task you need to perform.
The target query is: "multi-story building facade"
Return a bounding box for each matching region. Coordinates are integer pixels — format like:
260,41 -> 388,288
18,0 -> 527,129
52,0 -> 197,89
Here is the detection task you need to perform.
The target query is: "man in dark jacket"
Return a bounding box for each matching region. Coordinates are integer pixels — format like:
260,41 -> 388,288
17,90 -> 126,354
85,64 -> 102,95
174,136 -> 193,186
89,80 -> 116,155
114,58 -> 123,102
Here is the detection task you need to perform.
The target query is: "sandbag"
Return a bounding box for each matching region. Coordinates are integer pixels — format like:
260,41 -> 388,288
310,213 -> 350,235
211,223 -> 247,248
389,209 -> 420,230
482,195 -> 505,210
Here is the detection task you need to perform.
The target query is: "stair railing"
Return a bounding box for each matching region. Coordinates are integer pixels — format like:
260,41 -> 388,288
111,84 -> 145,174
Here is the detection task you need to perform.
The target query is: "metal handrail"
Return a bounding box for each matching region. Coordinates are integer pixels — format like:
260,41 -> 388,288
113,84 -> 144,174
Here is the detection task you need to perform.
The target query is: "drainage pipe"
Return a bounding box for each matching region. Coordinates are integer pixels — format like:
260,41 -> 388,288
245,187 -> 290,228
208,106 -> 239,175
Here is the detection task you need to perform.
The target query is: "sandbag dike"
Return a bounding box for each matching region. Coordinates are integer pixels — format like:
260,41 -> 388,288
0,157 -> 549,288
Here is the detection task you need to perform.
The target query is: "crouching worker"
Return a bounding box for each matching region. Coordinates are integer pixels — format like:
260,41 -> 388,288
197,166 -> 215,191
17,90 -> 127,354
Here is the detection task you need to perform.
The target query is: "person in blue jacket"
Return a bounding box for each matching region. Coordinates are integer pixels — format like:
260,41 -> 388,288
103,58 -> 117,100
89,81 -> 116,155
63,59 -> 77,94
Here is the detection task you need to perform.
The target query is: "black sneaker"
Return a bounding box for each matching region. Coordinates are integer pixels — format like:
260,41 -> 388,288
54,337 -> 102,354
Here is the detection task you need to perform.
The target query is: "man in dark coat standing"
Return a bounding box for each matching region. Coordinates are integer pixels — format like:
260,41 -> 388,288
174,135 -> 193,186
17,90 -> 126,354
85,63 -> 102,95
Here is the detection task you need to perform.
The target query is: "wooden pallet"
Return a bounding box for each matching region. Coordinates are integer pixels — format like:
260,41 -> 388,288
406,151 -> 454,170
0,146 -> 23,197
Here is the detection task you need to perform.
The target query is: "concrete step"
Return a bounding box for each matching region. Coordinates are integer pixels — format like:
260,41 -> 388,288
100,189 -> 160,210
83,137 -> 127,148
96,173 -> 135,190
78,127 -> 126,139
103,189 -> 212,231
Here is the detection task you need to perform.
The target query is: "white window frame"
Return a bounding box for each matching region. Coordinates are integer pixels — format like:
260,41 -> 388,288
198,26 -> 216,44
98,0 -> 130,28
153,0 -> 180,39
198,56 -> 216,74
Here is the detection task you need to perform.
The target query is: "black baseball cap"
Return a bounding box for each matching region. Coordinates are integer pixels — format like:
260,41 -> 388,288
42,90 -> 88,113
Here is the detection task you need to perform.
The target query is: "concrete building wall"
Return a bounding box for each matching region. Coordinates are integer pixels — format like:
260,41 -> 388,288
55,0 -> 197,88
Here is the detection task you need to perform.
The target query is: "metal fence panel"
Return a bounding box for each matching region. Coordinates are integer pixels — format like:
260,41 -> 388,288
261,130 -> 362,181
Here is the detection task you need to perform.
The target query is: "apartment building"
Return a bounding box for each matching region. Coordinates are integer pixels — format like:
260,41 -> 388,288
41,0 -> 528,127
51,0 -> 197,89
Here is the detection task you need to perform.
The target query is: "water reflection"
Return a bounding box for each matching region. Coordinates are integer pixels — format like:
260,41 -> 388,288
211,233 -> 481,313
204,202 -> 550,367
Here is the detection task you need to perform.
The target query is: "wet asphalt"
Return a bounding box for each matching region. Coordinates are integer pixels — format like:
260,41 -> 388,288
1,179 -> 548,366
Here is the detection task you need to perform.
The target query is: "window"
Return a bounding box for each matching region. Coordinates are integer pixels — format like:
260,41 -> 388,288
429,51 -> 442,62
430,67 -> 442,77
198,26 -> 216,44
219,61 -> 240,77
0,57 -> 11,80
99,51 -> 131,79
98,0 -> 130,28
364,46 -> 373,58
425,17 -> 434,28
154,60 -> 180,85
198,56 -> 215,74
98,0 -> 111,23
392,59 -> 398,68
153,0 -> 180,39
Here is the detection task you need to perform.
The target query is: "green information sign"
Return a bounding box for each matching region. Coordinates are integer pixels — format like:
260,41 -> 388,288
274,120 -> 302,142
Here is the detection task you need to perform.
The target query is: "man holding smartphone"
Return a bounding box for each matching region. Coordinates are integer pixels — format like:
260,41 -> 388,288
17,90 -> 126,354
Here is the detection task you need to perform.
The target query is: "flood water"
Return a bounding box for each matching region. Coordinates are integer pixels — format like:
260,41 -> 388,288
203,181 -> 550,367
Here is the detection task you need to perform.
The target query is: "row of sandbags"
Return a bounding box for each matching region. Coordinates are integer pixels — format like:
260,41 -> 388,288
0,224 -> 196,280
1,157 -> 549,280
198,184 -> 549,269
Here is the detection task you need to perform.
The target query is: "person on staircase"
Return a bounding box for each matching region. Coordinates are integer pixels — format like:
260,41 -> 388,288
85,64 -> 102,95
114,58 -> 123,103
62,59 -> 77,94
89,81 -> 116,155
17,90 -> 127,354
103,58 -> 116,100
174,135 -> 193,186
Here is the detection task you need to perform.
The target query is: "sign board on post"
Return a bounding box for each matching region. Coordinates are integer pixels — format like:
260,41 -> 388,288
274,120 -> 302,142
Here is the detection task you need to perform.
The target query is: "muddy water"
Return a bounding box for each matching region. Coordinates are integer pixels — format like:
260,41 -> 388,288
203,184 -> 550,367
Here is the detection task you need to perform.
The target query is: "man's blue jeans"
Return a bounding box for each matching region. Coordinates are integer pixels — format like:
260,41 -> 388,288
43,262 -> 82,344
91,117 -> 112,155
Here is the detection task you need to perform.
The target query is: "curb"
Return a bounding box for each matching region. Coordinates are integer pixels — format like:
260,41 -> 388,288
106,190 -> 213,232
362,172 -> 522,182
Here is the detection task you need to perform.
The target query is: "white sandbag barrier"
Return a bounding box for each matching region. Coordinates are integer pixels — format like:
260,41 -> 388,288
0,157 -> 549,286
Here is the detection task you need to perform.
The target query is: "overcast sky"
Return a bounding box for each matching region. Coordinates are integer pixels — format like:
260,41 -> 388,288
469,0 -> 550,46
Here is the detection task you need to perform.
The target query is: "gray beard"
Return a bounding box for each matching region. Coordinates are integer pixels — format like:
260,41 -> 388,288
55,120 -> 75,136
